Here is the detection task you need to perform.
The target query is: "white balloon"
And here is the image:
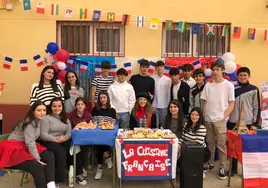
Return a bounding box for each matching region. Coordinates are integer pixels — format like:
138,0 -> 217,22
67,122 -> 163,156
224,61 -> 237,74
221,52 -> 235,63
204,68 -> 212,77
57,62 -> 66,70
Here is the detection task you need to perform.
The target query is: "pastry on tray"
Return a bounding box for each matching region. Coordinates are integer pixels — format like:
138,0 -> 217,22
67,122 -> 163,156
99,121 -> 115,130
162,133 -> 177,139
74,122 -> 97,130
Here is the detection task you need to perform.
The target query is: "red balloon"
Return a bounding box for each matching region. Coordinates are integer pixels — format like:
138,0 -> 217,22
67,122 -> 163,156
235,64 -> 241,72
51,63 -> 59,72
58,70 -> 67,83
55,49 -> 70,62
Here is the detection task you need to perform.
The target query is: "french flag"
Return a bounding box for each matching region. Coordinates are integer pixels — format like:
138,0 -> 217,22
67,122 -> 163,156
164,66 -> 171,76
124,62 -> 132,74
192,60 -> 202,69
33,54 -> 44,67
178,66 -> 182,73
80,61 -> 88,73
110,64 -> 117,77
242,135 -> 268,188
148,61 -> 156,73
67,57 -> 75,68
95,64 -> 102,75
20,59 -> 28,71
3,57 -> 12,69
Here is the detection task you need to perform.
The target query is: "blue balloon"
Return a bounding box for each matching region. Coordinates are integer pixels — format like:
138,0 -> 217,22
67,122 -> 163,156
65,67 -> 72,71
228,72 -> 238,81
46,42 -> 59,55
216,58 -> 225,64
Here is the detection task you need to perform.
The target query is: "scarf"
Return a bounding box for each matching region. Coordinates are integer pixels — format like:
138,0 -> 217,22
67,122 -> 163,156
136,106 -> 153,128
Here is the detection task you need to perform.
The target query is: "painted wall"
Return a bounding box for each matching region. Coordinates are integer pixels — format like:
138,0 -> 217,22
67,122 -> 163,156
1,0 -> 268,105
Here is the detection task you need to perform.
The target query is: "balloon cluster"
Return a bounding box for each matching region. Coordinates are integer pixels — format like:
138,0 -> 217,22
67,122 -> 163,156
204,52 -> 241,83
45,42 -> 71,83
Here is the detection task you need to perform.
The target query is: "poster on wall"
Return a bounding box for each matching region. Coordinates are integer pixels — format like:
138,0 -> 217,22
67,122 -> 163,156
116,140 -> 178,180
260,82 -> 268,129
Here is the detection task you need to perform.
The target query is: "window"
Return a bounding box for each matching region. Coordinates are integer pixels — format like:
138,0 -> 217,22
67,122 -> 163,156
162,22 -> 230,57
57,21 -> 125,57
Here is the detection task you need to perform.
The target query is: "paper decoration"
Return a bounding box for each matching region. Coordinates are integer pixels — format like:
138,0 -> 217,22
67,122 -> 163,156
136,16 -> 145,27
264,30 -> 268,41
67,57 -> 74,67
124,62 -> 132,74
121,14 -> 130,25
248,28 -> 256,40
64,8 -> 73,18
205,24 -> 215,35
166,20 -> 173,30
80,8 -> 87,19
23,0 -> 31,11
92,10 -> 101,22
192,23 -> 200,34
107,12 -> 115,22
33,54 -> 44,67
150,18 -> 159,30
164,66 -> 171,76
95,64 -> 102,75
148,61 -> 156,73
36,2 -> 45,14
3,57 -> 12,69
80,61 -> 88,73
178,22 -> 186,33
233,27 -> 241,39
110,64 -> 117,76
218,25 -> 227,37
192,60 -> 201,69
51,4 -> 59,16
20,59 -> 28,71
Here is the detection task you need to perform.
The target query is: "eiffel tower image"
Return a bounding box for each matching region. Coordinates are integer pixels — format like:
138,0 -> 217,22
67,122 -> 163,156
233,101 -> 249,134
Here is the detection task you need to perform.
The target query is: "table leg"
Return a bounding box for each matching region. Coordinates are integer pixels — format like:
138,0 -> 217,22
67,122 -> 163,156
241,168 -> 244,188
113,147 -> 116,188
119,178 -> 122,188
73,146 -> 77,188
227,157 -> 233,187
169,178 -> 176,188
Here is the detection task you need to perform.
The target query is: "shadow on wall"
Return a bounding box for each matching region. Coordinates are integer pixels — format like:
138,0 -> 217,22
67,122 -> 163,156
0,104 -> 29,134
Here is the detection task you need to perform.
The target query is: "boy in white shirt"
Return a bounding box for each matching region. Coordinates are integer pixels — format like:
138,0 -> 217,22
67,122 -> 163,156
181,63 -> 196,88
108,68 -> 136,128
152,61 -> 172,127
201,61 -> 235,180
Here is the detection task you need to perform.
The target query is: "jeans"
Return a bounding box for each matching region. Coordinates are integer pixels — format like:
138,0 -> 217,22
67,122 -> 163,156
155,108 -> 168,128
117,112 -> 130,129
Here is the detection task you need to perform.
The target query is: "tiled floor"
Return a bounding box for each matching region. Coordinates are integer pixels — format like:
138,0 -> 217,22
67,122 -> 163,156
0,162 -> 242,188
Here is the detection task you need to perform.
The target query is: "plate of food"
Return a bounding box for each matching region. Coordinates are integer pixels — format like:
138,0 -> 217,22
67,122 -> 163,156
99,121 -> 115,130
161,133 -> 177,139
74,121 -> 97,130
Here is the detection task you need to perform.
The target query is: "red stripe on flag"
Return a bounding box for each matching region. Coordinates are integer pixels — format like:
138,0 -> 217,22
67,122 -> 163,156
244,178 -> 268,188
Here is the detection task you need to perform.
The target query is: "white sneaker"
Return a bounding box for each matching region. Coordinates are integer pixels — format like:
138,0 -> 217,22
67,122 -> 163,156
203,172 -> 206,179
94,168 -> 103,180
76,174 -> 87,185
105,157 -> 113,169
82,168 -> 88,178
55,183 -> 60,188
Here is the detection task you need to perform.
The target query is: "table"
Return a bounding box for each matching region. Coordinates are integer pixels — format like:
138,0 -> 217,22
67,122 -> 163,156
115,131 -> 178,188
71,125 -> 119,188
227,130 -> 268,188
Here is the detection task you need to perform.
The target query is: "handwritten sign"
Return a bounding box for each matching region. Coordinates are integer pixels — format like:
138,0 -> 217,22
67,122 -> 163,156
121,141 -> 172,179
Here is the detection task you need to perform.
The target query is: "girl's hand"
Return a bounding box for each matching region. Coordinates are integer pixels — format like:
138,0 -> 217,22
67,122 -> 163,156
38,160 -> 47,166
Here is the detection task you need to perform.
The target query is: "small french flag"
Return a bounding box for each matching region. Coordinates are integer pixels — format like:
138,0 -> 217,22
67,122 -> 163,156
67,57 -> 75,67
20,59 -> 28,71
80,61 -> 88,73
178,66 -> 182,73
192,60 -> 202,69
148,61 -> 156,73
3,57 -> 12,69
137,58 -> 144,64
164,66 -> 171,76
124,62 -> 132,74
95,64 -> 102,75
33,54 -> 44,67
110,64 -> 117,77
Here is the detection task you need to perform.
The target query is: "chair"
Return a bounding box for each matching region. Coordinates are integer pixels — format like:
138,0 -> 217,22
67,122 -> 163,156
0,133 -> 29,188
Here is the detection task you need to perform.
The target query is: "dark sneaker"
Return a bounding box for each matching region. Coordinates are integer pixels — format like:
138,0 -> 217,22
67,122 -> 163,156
218,168 -> 227,180
76,174 -> 87,185
203,164 -> 209,172
209,164 -> 214,170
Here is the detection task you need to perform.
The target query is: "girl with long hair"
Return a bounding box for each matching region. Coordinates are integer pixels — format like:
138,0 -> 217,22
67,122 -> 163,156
0,101 -> 57,188
30,66 -> 64,106
64,70 -> 84,113
40,97 -> 87,186
129,92 -> 157,129
163,99 -> 184,139
91,91 -> 116,180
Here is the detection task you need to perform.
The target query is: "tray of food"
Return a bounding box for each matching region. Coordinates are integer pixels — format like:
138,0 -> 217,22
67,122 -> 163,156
99,121 -> 115,130
74,121 -> 97,130
117,128 -> 177,139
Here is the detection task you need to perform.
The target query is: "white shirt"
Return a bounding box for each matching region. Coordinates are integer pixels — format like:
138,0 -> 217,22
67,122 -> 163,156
107,80 -> 136,113
172,82 -> 181,100
201,79 -> 235,122
181,77 -> 196,88
152,74 -> 172,109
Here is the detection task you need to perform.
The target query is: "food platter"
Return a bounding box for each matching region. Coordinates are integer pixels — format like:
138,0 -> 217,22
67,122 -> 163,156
117,128 -> 177,139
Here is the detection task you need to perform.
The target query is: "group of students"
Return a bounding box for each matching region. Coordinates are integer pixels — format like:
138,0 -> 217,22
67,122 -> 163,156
0,58 -> 260,188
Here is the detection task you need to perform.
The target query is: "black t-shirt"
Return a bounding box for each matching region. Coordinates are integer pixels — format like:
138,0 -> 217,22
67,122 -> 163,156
129,74 -> 155,97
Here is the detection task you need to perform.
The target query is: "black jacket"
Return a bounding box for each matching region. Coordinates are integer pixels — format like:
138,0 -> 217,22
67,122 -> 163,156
171,81 -> 190,115
129,112 -> 157,129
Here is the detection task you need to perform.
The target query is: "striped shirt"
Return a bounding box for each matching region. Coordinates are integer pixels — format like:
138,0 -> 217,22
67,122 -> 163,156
30,80 -> 64,106
178,124 -> 207,147
92,75 -> 114,101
